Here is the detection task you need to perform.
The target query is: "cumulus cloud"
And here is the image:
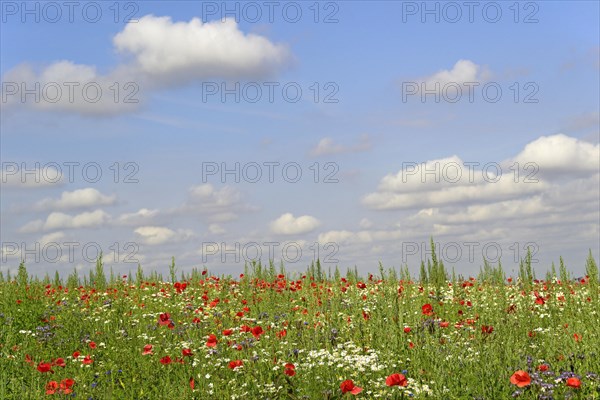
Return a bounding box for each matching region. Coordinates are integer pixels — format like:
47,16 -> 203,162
363,156 -> 547,210
1,15 -> 292,116
113,15 -> 291,84
19,210 -> 110,232
317,229 -> 405,245
270,213 -> 321,235
1,61 -> 141,116
174,184 -> 255,222
422,59 -> 491,86
363,135 -> 599,211
114,208 -> 160,226
1,165 -> 64,188
34,188 -> 116,211
310,134 -> 372,157
38,231 -> 66,245
403,60 -> 492,97
510,134 -> 599,175
134,226 -> 194,245
208,223 -> 226,235
357,134 -> 599,265
359,218 -> 373,229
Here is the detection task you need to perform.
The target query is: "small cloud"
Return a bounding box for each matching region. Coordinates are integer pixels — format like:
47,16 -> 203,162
403,60 -> 492,96
38,231 -> 66,245
359,218 -> 373,229
511,134 -> 599,174
115,208 -> 159,226
310,134 -> 371,157
134,226 -> 194,245
270,213 -> 321,235
20,209 -> 110,232
208,223 -> 226,235
34,188 -> 116,211
422,59 -> 492,87
174,183 -> 255,222
1,165 -> 64,188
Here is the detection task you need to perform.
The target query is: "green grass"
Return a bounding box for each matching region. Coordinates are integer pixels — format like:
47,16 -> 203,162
0,253 -> 598,399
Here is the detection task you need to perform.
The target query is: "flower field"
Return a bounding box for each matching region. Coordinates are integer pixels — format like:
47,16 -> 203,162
1,250 -> 599,399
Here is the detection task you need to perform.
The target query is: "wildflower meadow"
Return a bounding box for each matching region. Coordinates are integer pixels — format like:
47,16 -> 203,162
1,243 -> 599,399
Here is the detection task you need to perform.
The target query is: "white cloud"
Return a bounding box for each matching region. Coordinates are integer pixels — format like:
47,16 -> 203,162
310,134 -> 371,157
270,213 -> 321,235
359,218 -> 373,229
317,229 -> 405,245
20,210 -> 110,232
38,231 -> 66,245
363,154 -> 547,210
511,134 -> 599,174
113,15 -> 291,84
1,15 -> 291,116
1,61 -> 141,116
404,60 -> 492,97
134,226 -> 175,245
208,223 -> 226,235
1,165 -> 63,188
115,208 -> 159,226
422,59 -> 491,87
175,184 -> 255,222
361,132 -> 600,264
34,188 -> 116,211
134,226 -> 194,245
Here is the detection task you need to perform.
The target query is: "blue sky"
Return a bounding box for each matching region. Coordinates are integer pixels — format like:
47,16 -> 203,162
1,1 -> 599,279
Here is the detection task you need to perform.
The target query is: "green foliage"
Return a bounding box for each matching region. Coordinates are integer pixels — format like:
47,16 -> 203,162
559,256 -> 570,283
169,256 -> 177,283
16,261 -> 28,287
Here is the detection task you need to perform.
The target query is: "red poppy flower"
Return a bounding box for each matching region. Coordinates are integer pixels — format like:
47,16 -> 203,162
228,360 -> 243,370
72,351 -> 80,358
284,363 -> 296,376
158,313 -> 171,326
440,321 -> 449,328
481,325 -> 494,335
189,377 -> 195,390
45,381 -> 59,394
251,326 -> 264,339
340,379 -> 363,395
386,373 -> 408,387
142,344 -> 153,355
59,378 -> 75,394
573,333 -> 582,342
240,325 -> 251,333
403,327 -> 411,333
510,370 -> 531,387
422,304 -> 433,316
160,356 -> 172,365
89,341 -> 96,349
276,329 -> 287,338
82,355 -> 93,365
206,334 -> 218,347
52,358 -> 66,368
222,329 -> 233,336
537,364 -> 549,372
182,348 -> 193,357
37,362 -> 54,373
566,377 -> 581,388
